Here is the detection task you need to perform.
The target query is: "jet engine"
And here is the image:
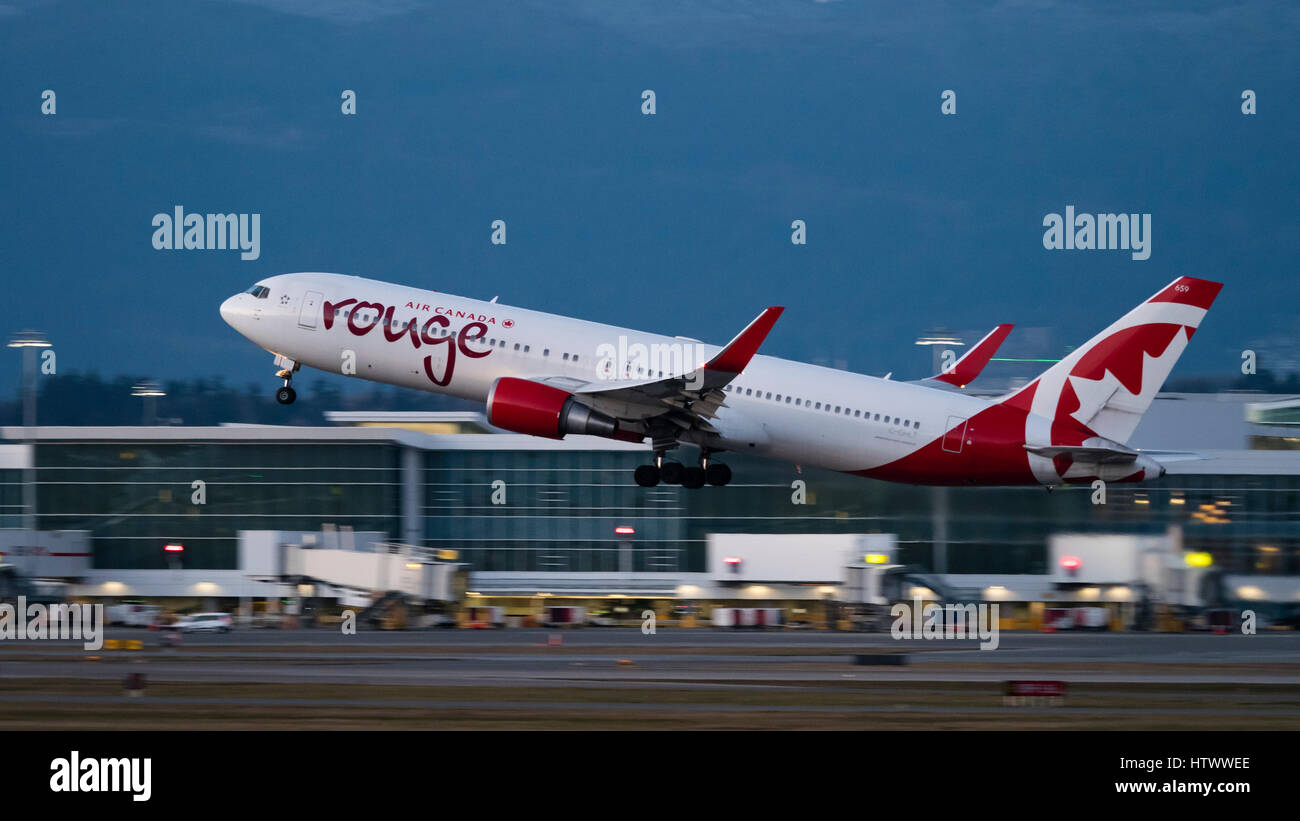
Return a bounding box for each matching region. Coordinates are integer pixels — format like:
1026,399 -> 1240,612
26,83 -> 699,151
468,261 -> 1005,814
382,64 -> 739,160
486,377 -> 619,440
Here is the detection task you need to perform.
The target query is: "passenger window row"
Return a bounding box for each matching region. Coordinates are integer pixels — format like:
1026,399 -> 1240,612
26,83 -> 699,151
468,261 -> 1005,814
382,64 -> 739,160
722,384 -> 919,430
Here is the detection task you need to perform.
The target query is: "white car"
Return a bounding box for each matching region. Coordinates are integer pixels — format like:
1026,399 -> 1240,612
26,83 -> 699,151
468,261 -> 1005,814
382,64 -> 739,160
171,612 -> 233,633
107,603 -> 162,627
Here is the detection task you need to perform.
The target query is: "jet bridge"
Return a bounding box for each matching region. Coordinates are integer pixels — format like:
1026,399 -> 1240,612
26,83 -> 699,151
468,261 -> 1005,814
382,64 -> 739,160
238,530 -> 468,612
283,541 -> 459,601
843,563 -> 983,630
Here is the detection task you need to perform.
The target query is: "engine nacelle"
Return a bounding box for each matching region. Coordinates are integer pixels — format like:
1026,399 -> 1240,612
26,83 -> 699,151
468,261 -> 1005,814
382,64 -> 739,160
486,377 -> 620,440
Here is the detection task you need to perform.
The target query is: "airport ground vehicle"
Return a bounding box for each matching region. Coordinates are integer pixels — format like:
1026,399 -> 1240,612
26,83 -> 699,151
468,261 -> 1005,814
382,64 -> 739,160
106,603 -> 162,627
170,612 -> 233,633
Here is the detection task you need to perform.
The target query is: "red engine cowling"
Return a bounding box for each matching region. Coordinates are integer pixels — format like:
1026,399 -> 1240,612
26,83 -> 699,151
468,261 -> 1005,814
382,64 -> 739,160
486,377 -> 620,440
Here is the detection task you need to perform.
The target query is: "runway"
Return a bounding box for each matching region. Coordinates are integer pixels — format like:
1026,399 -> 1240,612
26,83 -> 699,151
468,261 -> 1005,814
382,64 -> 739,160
1,628 -> 1296,729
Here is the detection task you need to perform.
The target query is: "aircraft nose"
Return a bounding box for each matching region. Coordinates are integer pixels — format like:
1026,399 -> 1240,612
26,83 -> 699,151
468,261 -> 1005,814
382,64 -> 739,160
220,295 -> 240,326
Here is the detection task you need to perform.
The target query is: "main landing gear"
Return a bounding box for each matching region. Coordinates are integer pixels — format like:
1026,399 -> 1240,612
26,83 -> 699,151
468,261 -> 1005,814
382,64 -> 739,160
634,450 -> 731,489
273,355 -> 298,405
704,461 -> 732,487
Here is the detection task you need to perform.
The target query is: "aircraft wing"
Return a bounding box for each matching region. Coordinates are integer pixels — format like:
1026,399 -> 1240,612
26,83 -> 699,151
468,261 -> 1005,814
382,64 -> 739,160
926,324 -> 1014,388
537,306 -> 784,432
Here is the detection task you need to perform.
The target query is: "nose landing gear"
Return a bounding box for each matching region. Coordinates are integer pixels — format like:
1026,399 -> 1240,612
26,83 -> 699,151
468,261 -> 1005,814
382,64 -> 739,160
273,355 -> 299,405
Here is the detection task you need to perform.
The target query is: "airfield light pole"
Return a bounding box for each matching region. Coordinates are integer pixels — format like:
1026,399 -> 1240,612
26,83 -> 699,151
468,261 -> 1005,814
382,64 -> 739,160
615,526 -> 636,575
8,331 -> 50,546
914,331 -> 965,377
130,380 -> 166,426
164,543 -> 184,571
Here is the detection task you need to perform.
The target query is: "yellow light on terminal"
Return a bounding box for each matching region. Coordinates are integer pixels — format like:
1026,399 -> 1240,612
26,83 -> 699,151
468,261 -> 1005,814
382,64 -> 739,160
1185,552 -> 1213,568
864,553 -> 888,564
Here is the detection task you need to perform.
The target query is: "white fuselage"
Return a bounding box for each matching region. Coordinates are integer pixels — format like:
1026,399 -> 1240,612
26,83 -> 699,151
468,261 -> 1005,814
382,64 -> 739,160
221,273 -> 996,476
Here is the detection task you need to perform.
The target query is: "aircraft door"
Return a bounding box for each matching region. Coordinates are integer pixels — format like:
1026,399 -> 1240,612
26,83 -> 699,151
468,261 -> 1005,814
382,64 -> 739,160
299,290 -> 323,329
941,416 -> 968,454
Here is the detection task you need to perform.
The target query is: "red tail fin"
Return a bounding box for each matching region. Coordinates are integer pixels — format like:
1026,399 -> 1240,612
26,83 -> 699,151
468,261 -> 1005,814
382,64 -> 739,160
1002,277 -> 1222,444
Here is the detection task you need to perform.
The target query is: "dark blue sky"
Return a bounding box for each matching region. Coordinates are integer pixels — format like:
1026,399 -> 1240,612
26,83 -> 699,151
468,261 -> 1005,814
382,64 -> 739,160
2,0 -> 1297,397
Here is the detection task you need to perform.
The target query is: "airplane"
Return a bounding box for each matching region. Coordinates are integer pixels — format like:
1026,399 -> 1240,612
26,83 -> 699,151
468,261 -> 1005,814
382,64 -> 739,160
220,274 -> 1221,489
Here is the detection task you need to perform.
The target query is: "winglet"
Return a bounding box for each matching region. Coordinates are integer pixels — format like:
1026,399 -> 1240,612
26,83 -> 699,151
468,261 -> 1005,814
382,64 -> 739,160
703,307 -> 784,375
929,323 -> 1013,388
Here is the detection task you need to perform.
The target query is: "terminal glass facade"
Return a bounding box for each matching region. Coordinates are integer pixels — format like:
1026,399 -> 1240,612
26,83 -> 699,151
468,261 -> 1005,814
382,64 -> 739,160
0,468 -> 23,529
684,454 -> 1300,576
422,449 -> 693,572
34,442 -> 402,569
15,435 -> 1300,577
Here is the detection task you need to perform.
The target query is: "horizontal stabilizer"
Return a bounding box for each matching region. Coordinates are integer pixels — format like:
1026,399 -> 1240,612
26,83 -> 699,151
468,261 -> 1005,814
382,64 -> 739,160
1136,449 -> 1208,463
1024,443 -> 1139,465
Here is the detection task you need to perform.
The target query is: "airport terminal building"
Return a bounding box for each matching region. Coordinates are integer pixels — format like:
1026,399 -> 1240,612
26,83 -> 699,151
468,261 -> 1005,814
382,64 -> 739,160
2,392 -> 1299,621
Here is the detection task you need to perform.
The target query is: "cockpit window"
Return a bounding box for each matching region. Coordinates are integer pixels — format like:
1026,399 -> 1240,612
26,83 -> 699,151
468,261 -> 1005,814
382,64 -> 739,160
245,284 -> 270,298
